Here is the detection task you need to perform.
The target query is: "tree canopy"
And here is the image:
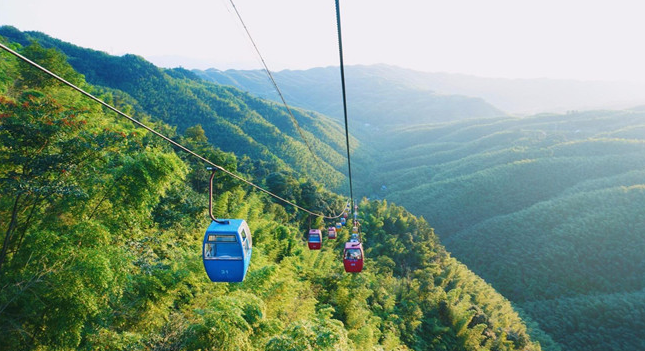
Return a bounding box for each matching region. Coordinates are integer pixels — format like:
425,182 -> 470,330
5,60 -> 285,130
0,33 -> 542,350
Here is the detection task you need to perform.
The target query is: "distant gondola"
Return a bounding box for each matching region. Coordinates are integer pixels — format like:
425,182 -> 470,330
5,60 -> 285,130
328,226 -> 337,239
340,217 -> 346,225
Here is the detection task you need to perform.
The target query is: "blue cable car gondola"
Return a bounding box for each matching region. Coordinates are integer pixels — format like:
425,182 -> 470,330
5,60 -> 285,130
340,217 -> 346,225
203,219 -> 252,282
202,168 -> 252,283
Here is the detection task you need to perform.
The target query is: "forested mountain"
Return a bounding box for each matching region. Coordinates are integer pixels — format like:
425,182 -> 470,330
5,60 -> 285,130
194,65 -> 504,128
0,29 -> 544,350
196,64 -> 645,116
193,58 -> 645,350
0,26 -> 357,192
5,24 -> 645,351
369,111 -> 645,351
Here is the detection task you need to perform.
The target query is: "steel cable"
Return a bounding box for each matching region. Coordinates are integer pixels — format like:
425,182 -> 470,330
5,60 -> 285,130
0,42 -> 348,220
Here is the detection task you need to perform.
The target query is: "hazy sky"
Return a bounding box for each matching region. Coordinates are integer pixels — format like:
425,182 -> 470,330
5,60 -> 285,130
2,0 -> 645,82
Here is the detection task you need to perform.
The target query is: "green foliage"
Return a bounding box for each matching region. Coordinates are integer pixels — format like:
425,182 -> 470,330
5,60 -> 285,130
0,35 -> 540,351
361,109 -> 645,351
16,42 -> 85,90
265,318 -> 351,351
185,294 -> 261,350
0,27 -> 350,191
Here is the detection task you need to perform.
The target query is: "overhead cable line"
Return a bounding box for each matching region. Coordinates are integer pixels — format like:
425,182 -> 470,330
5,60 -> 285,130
334,0 -> 355,215
0,42 -> 347,220
227,0 -> 325,172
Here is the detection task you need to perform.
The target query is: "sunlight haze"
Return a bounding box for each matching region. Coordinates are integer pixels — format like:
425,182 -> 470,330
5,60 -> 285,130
2,0 -> 645,82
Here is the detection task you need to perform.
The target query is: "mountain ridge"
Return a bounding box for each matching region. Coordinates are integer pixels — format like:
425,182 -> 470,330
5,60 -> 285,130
194,65 -> 505,129
368,110 -> 645,351
189,55 -> 645,351
196,63 -> 645,116
0,26 -> 355,191
0,27 -> 545,350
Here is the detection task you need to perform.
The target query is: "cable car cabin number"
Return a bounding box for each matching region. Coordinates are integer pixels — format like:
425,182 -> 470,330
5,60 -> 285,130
203,219 -> 252,282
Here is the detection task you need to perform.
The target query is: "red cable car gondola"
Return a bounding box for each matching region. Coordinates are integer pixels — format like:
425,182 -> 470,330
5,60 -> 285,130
343,240 -> 364,273
328,226 -> 337,239
308,229 -> 322,250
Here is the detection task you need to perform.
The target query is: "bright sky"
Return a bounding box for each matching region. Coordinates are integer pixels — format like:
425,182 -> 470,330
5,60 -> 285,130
2,0 -> 645,82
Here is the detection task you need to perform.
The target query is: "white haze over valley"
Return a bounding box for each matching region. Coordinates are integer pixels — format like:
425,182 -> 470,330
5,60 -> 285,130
3,0 -> 645,113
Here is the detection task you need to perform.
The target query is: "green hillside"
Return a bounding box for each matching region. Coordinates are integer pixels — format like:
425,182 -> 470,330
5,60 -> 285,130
0,31 -> 543,350
9,24 -> 641,350
369,111 -> 645,351
194,65 -> 504,128
0,26 -> 356,192
142,32 -> 645,351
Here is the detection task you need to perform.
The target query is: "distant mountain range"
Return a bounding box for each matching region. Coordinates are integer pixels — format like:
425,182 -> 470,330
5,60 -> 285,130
366,109 -> 645,351
194,65 -> 505,129
195,64 -> 645,116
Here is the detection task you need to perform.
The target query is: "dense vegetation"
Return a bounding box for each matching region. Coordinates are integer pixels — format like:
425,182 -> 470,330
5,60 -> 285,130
370,112 -> 645,351
191,62 -> 645,351
0,31 -> 543,350
0,26 -> 358,192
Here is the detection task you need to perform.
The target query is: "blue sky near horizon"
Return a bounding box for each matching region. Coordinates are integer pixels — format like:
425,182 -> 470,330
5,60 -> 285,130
2,0 -> 645,83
